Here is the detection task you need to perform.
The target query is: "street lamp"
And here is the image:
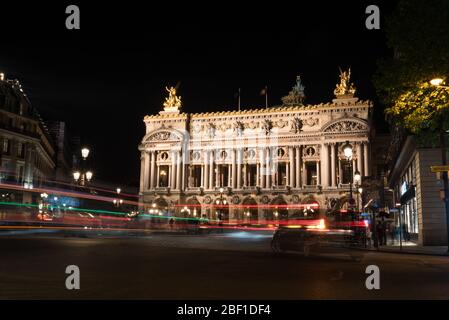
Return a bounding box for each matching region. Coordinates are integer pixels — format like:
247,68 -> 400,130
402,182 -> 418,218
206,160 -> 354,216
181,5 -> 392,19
354,170 -> 362,211
430,77 -> 449,252
343,141 -> 353,159
81,147 -> 90,160
73,148 -> 93,186
396,202 -> 403,251
216,187 -> 227,230
85,171 -> 93,182
354,170 -> 361,184
113,187 -> 123,208
430,78 -> 445,87
342,141 -> 355,207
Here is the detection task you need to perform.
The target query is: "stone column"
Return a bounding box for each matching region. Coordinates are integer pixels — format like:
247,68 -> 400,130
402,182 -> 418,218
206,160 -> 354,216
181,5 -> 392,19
316,161 -> 320,186
215,163 -> 220,187
357,143 -> 363,174
321,144 -> 328,187
364,142 -> 369,177
228,164 -> 231,187
330,143 -> 336,187
139,154 -> 145,193
150,151 -> 156,189
176,150 -> 181,190
181,150 -> 185,192
352,159 -> 356,179
243,163 -> 247,187
265,147 -> 270,188
143,152 -> 150,191
209,150 -> 214,189
338,157 -> 342,186
156,165 -> 160,188
231,149 -> 236,189
295,147 -> 300,188
289,147 -> 295,188
259,148 -> 265,188
201,165 -> 204,187
204,151 -> 209,190
256,162 -> 260,187
302,161 -> 307,186
170,152 -> 175,188
236,149 -> 242,189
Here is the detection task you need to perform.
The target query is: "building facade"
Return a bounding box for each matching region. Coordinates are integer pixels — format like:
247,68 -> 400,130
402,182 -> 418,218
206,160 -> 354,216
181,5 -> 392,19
139,72 -> 373,221
48,121 -> 79,183
0,72 -> 56,203
387,135 -> 447,245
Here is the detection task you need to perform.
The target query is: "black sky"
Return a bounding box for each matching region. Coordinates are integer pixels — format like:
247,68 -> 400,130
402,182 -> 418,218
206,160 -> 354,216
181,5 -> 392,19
0,1 -> 396,187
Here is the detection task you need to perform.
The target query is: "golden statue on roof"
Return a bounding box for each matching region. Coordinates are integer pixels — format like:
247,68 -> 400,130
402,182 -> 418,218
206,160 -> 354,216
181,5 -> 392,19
163,86 -> 182,112
334,68 -> 356,98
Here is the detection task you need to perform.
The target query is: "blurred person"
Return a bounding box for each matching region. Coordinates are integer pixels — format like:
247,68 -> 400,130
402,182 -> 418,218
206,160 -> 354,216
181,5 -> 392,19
366,226 -> 372,247
390,222 -> 396,244
376,221 -> 384,246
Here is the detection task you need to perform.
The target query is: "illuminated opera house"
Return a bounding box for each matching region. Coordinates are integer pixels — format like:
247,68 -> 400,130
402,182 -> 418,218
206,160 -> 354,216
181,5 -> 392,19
138,70 -> 372,222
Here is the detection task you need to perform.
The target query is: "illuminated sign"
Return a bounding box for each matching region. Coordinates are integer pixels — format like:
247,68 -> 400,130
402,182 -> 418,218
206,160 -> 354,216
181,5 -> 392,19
400,182 -> 407,196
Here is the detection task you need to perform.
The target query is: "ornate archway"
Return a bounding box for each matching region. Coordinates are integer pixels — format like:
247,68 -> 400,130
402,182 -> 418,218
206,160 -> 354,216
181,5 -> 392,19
214,196 -> 229,222
300,196 -> 320,218
183,197 -> 201,218
151,197 -> 169,212
242,197 -> 258,223
270,196 -> 288,221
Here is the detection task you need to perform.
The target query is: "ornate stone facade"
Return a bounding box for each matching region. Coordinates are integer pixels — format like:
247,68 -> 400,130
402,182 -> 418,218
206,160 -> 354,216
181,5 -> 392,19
139,75 -> 373,221
0,73 -> 56,203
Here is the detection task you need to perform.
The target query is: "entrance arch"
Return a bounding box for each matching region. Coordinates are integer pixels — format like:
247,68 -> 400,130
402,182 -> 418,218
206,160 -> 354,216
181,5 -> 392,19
214,196 -> 229,222
270,196 -> 288,221
242,197 -> 259,223
301,197 -> 320,218
152,197 -> 169,213
184,197 -> 201,218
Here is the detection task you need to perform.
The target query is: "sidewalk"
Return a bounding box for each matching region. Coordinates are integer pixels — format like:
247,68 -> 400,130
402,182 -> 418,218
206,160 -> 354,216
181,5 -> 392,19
362,241 -> 449,256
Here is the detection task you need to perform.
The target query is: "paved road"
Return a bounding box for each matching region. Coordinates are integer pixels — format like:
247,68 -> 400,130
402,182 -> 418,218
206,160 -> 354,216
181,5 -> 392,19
0,231 -> 449,299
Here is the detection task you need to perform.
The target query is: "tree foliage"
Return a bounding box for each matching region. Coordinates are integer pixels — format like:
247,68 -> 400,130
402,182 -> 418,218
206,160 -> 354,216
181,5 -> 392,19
385,82 -> 449,144
374,0 -> 449,144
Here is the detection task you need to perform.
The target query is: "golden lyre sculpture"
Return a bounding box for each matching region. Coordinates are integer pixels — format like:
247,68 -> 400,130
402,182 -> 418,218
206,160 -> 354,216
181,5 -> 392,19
163,86 -> 182,112
334,68 -> 356,97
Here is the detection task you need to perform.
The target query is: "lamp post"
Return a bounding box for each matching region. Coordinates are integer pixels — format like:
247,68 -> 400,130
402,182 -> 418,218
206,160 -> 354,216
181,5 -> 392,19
216,187 -> 227,231
113,187 -> 123,208
343,141 -> 355,208
430,78 -> 449,253
396,202 -> 403,251
73,147 -> 93,186
354,170 -> 362,211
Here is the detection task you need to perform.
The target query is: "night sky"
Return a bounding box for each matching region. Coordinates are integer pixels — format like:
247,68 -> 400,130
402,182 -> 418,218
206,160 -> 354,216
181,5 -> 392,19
0,1 -> 396,187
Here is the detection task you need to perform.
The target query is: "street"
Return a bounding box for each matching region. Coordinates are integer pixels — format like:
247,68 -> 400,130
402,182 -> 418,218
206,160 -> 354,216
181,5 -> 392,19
0,230 -> 449,299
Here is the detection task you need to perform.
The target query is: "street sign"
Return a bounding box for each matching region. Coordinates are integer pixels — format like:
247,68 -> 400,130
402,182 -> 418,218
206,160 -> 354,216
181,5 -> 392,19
431,165 -> 449,173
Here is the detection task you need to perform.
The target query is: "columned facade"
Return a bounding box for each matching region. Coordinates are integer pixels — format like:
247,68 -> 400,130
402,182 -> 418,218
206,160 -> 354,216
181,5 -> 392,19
139,75 -> 373,222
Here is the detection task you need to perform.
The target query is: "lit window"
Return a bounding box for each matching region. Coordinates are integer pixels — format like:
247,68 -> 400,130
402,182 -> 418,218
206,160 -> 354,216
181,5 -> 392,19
17,142 -> 24,157
2,139 -> 9,153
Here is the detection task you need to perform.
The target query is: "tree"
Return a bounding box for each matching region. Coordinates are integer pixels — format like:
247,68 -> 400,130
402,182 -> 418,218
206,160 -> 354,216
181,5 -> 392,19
374,0 -> 449,144
385,82 -> 449,144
